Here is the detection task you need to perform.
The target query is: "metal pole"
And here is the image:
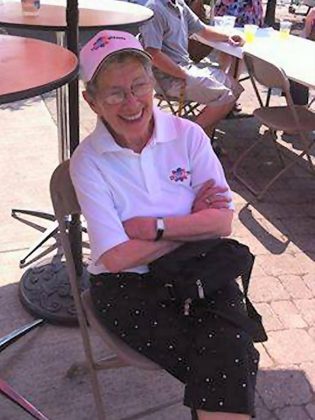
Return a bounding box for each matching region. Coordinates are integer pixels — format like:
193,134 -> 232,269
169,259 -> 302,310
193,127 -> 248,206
66,0 -> 83,276
66,0 -> 79,153
56,31 -> 69,162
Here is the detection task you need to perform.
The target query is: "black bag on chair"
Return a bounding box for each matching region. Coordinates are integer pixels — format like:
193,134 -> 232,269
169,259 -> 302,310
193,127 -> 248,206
149,238 -> 268,343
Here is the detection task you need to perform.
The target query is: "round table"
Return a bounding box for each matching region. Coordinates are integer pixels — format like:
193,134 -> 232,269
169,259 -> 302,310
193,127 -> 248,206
0,2 -> 154,160
0,1 -> 153,32
0,33 -> 78,419
0,34 -> 80,325
0,34 -> 78,104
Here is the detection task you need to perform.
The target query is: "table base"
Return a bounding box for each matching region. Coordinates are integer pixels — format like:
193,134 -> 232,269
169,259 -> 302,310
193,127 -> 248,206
19,256 -> 89,326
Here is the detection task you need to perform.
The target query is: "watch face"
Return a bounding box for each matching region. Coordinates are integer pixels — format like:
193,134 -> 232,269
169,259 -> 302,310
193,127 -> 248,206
157,218 -> 165,231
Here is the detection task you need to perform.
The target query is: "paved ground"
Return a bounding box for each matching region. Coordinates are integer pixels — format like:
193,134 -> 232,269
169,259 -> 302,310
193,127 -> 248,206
0,4 -> 315,420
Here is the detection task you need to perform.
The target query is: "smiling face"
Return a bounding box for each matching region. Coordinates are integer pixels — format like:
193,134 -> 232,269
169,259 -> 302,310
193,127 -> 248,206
83,56 -> 154,151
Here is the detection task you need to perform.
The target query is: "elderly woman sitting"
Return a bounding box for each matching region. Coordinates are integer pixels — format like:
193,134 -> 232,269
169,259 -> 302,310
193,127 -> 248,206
70,30 -> 262,420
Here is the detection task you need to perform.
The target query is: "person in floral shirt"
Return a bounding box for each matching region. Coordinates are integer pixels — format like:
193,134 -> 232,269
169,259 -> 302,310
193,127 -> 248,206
214,0 -> 263,27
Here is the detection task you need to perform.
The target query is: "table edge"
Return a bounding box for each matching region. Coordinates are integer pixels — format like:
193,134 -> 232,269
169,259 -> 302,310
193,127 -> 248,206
0,63 -> 79,105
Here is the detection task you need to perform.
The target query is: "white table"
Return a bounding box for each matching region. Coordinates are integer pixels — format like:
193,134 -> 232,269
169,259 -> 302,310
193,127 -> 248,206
193,28 -> 315,89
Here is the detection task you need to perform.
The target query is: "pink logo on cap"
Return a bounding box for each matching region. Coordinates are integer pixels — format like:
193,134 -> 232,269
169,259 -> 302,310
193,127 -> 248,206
91,35 -> 129,51
91,34 -> 110,51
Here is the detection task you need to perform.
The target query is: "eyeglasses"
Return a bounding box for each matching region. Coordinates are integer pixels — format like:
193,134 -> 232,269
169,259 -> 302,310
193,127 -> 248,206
101,80 -> 153,105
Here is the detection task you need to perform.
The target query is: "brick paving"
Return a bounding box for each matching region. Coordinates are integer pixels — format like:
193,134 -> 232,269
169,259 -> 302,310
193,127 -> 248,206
216,52 -> 315,418
0,3 -> 314,419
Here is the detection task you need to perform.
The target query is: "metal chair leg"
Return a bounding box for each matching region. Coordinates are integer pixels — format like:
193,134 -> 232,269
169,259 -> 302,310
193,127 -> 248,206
257,142 -> 315,199
299,131 -> 315,173
233,130 -> 315,200
271,130 -> 286,168
0,319 -> 45,352
0,320 -> 47,419
0,379 -> 49,420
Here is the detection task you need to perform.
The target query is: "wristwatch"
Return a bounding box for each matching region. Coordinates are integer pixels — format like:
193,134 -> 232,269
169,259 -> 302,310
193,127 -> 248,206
154,217 -> 165,241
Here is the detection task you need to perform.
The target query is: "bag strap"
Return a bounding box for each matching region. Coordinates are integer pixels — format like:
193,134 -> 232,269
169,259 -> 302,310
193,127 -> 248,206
239,253 -> 268,342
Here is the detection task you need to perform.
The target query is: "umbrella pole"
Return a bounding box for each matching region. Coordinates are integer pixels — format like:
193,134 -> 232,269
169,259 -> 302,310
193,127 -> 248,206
66,0 -> 82,276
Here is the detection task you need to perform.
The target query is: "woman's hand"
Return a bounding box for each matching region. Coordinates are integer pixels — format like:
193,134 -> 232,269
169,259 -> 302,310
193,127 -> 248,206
123,217 -> 156,240
192,179 -> 232,213
228,34 -> 245,47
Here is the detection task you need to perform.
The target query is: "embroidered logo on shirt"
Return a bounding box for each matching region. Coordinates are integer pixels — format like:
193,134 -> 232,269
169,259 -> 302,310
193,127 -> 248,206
169,167 -> 191,182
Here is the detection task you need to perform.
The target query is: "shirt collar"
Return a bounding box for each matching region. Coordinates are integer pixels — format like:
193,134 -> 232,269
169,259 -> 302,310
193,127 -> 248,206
150,106 -> 178,145
90,106 -> 178,155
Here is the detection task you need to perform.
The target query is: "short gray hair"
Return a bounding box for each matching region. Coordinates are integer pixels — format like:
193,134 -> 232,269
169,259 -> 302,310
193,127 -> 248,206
85,51 -> 153,98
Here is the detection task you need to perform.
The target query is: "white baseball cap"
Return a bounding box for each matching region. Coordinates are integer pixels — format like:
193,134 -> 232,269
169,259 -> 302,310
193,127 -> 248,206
80,30 -> 152,83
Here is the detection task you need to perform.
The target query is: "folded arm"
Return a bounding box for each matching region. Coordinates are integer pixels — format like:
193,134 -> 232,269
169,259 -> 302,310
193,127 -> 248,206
123,179 -> 233,242
99,239 -> 182,274
102,179 -> 233,272
123,208 -> 233,243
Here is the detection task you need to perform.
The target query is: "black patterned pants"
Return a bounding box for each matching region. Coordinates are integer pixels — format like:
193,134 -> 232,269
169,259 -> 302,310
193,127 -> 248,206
90,272 -> 259,415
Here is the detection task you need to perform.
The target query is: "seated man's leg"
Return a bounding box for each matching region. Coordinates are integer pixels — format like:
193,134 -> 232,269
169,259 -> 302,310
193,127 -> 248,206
155,64 -> 243,133
195,102 -> 234,135
216,51 -> 235,74
184,65 -> 243,133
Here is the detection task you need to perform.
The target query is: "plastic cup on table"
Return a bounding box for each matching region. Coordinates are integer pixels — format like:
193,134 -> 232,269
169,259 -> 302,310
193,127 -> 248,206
279,20 -> 292,39
214,16 -> 225,27
244,24 -> 258,43
222,15 -> 236,29
21,0 -> 40,16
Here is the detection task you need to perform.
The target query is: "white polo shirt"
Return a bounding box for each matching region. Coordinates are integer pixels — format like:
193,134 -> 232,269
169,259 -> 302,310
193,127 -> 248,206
70,106 -> 233,274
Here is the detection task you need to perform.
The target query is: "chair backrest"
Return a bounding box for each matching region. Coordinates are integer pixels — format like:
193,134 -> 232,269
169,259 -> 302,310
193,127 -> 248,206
50,160 -> 80,221
50,160 -> 159,369
49,161 -> 95,367
244,52 -> 291,93
244,52 -> 298,114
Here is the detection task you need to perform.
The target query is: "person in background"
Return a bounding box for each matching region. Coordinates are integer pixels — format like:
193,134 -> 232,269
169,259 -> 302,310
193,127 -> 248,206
71,29 -> 260,420
214,0 -> 264,27
290,8 -> 315,105
302,7 -> 315,40
186,0 -> 215,63
139,0 -> 245,136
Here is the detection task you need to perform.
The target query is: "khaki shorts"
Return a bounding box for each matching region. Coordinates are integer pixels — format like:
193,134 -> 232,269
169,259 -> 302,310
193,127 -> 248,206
155,62 -> 243,107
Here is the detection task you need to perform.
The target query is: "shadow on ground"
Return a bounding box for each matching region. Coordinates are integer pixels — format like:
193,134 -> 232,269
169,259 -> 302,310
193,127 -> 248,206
218,116 -> 315,262
1,293 -> 314,420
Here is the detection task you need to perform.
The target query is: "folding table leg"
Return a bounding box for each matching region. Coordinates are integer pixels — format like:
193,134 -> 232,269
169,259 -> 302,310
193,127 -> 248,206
0,379 -> 49,420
